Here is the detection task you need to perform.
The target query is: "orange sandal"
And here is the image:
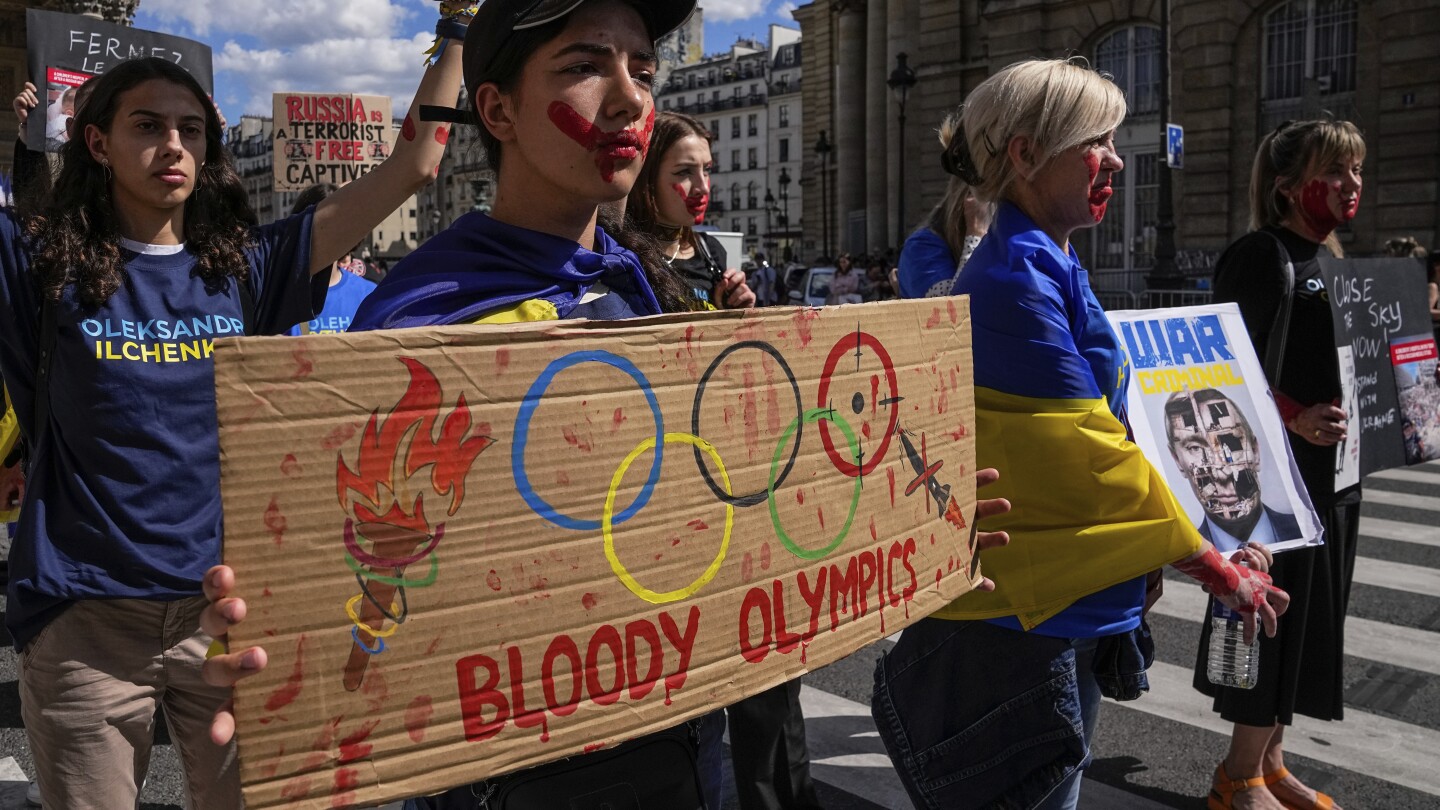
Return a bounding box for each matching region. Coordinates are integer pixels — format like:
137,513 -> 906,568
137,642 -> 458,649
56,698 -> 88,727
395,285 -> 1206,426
1209,762 -> 1270,810
1262,767 -> 1336,810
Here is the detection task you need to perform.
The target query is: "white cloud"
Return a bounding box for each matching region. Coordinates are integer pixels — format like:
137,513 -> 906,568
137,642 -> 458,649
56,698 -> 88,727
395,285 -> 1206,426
776,2 -> 797,20
142,0 -> 414,49
215,32 -> 436,118
700,0 -> 769,23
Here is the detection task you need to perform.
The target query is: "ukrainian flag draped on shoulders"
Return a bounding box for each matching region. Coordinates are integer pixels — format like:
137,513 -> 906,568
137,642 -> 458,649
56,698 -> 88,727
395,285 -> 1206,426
934,202 -> 1202,632
348,212 -> 661,331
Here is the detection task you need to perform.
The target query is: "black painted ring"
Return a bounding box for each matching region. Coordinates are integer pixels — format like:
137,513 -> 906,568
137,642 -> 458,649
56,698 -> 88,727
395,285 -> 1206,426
691,340 -> 803,507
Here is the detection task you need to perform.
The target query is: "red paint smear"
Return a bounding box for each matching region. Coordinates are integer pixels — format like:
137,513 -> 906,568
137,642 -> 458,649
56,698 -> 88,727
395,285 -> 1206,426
684,325 -> 698,356
862,422 -> 872,440
582,592 -> 598,610
760,542 -> 771,570
338,720 -> 380,764
425,636 -> 442,655
265,635 -> 305,712
281,776 -> 312,802
638,107 -> 656,155
321,422 -> 357,450
870,374 -> 880,415
331,768 -> 359,808
687,519 -> 709,531
585,743 -> 605,753
887,467 -> 896,507
741,365 -> 759,459
796,488 -> 805,505
561,426 -> 593,452
486,569 -> 502,591
262,587 -> 273,597
556,470 -> 571,485
264,497 -> 287,545
947,299 -> 958,324
401,116 -> 415,141
530,575 -> 549,591
1298,178 -> 1349,238
949,423 -> 968,441
741,552 -> 754,581
612,407 -> 626,430
405,695 -> 434,743
817,505 -> 826,529
925,308 -> 942,329
791,309 -> 818,347
673,182 -> 709,224
292,346 -> 314,379
1084,152 -> 1110,222
496,347 -> 510,374
869,516 -> 878,541
944,496 -> 968,530
280,453 -> 301,477
434,126 -> 449,145
547,101 -> 645,182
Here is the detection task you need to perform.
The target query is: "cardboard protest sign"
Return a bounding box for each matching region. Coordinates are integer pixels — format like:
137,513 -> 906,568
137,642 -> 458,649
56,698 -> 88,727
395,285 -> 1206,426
215,299 -> 978,809
272,93 -> 394,191
1321,257 -> 1440,479
24,9 -> 214,151
1109,304 -> 1322,554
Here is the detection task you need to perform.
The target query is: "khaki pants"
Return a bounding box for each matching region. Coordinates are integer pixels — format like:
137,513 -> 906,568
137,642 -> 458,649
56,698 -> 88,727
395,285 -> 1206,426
19,597 -> 240,810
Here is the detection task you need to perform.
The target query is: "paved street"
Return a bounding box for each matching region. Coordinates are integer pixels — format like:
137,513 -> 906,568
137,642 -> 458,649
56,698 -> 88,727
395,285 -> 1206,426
1,462 -> 1436,809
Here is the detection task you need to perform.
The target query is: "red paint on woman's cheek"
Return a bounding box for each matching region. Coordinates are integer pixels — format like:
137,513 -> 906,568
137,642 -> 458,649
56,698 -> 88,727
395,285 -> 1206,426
401,115 -> 416,142
548,101 -> 602,149
1298,179 -> 1342,237
639,107 -> 656,155
1082,151 -> 1110,221
1083,152 -> 1100,183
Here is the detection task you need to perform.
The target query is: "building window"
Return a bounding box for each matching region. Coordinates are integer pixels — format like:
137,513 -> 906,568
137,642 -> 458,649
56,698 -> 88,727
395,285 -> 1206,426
733,85 -> 742,99
731,184 -> 741,210
779,137 -> 790,162
747,216 -> 757,236
1076,150 -> 1159,276
711,120 -> 721,139
712,90 -> 720,102
731,150 -> 741,172
662,99 -> 671,110
1262,0 -> 1358,129
778,104 -> 790,127
747,148 -> 758,169
731,218 -> 741,232
1094,26 -> 1161,116
747,114 -> 758,136
731,117 -> 740,137
750,83 -> 759,96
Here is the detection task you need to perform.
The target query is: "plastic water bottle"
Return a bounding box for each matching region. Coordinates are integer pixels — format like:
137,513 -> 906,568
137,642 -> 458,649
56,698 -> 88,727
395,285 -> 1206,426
1206,571 -> 1260,689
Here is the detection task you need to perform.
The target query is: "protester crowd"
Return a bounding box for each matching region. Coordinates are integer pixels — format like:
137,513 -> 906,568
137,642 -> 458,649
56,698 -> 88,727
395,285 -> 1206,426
0,0 -> 1415,807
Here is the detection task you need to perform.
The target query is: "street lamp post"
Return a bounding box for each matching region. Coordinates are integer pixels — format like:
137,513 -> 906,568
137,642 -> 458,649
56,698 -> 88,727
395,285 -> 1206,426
778,167 -> 792,261
887,53 -> 918,251
1148,0 -> 1182,292
815,130 -> 832,259
764,188 -> 776,255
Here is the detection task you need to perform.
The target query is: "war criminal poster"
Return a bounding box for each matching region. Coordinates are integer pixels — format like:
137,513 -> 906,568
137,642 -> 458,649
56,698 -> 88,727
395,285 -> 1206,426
272,93 -> 394,192
1109,304 -> 1322,554
215,299 -> 979,808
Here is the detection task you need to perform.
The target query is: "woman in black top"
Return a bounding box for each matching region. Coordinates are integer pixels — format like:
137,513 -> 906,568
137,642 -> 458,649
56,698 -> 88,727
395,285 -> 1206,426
1198,119 -> 1364,810
626,111 -> 754,308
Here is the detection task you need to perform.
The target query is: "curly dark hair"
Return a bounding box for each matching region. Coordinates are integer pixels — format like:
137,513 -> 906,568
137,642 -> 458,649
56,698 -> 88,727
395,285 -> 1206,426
26,57 -> 256,307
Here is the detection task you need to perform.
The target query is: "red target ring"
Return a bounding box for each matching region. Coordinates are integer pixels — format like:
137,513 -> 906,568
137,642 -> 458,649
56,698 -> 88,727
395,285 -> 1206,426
816,331 -> 898,477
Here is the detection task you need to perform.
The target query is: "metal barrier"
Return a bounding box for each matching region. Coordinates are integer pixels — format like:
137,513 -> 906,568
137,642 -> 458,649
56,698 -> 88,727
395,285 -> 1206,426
1138,289 -> 1215,308
1094,290 -> 1139,311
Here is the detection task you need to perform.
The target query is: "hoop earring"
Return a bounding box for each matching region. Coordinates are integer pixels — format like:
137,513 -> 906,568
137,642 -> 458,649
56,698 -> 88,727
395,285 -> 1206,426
100,158 -> 112,182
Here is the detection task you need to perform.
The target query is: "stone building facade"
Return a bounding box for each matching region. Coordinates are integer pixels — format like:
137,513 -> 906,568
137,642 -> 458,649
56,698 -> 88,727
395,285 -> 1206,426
793,0 -> 1439,289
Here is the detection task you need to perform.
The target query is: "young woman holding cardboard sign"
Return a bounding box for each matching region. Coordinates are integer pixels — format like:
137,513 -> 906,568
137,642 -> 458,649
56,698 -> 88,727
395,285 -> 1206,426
0,8 -> 465,807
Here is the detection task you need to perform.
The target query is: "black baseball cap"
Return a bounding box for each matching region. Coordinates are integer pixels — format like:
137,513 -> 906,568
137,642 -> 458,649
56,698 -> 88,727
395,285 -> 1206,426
466,0 -> 698,75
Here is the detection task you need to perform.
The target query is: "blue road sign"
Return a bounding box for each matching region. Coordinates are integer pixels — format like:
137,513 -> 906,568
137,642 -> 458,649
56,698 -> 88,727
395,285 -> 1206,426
1167,123 -> 1184,169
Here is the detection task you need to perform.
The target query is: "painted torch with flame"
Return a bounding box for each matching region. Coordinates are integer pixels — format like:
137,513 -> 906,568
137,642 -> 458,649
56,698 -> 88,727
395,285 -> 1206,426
336,357 -> 494,690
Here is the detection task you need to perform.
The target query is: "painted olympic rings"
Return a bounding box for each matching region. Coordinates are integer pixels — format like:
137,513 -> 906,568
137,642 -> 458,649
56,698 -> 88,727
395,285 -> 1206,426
513,350 -> 664,531
691,341 -> 803,507
768,408 -> 862,560
344,549 -> 439,588
816,331 -> 899,477
346,593 -> 403,639
604,432 -> 735,604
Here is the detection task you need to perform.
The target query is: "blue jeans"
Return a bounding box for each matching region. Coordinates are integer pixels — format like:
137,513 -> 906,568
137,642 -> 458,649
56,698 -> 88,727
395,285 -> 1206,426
872,618 -> 1103,810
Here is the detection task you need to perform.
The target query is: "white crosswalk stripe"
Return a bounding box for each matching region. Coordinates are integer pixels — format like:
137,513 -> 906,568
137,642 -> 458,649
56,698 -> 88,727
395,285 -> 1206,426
1368,466 -> 1440,484
1360,516 -> 1440,548
1359,487 -> 1440,514
1150,578 -> 1440,676
1354,555 -> 1440,596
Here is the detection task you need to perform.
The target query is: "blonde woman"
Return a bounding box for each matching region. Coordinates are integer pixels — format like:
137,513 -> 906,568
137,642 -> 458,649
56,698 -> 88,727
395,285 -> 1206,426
871,58 -> 1288,810
896,113 -> 992,298
1196,119 -> 1366,810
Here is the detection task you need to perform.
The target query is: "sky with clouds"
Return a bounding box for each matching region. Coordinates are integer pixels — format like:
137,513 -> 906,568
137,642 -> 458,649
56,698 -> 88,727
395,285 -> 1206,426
131,0 -> 799,120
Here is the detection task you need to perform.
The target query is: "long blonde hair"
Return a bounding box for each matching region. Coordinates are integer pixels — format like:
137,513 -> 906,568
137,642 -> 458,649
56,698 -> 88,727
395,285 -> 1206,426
943,58 -> 1126,204
1249,118 -> 1365,256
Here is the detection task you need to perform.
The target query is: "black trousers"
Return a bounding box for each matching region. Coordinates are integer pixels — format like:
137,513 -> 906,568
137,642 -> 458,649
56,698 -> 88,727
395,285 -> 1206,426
727,679 -> 824,810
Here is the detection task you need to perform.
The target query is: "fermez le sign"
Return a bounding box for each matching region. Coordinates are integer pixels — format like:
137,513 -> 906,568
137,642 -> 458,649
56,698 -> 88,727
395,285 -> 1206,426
215,299 -> 978,809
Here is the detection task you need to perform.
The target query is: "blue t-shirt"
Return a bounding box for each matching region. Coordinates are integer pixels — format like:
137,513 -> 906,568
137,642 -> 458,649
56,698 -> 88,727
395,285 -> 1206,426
290,270 -> 376,335
953,202 -> 1144,639
897,227 -> 955,299
0,209 -> 326,649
